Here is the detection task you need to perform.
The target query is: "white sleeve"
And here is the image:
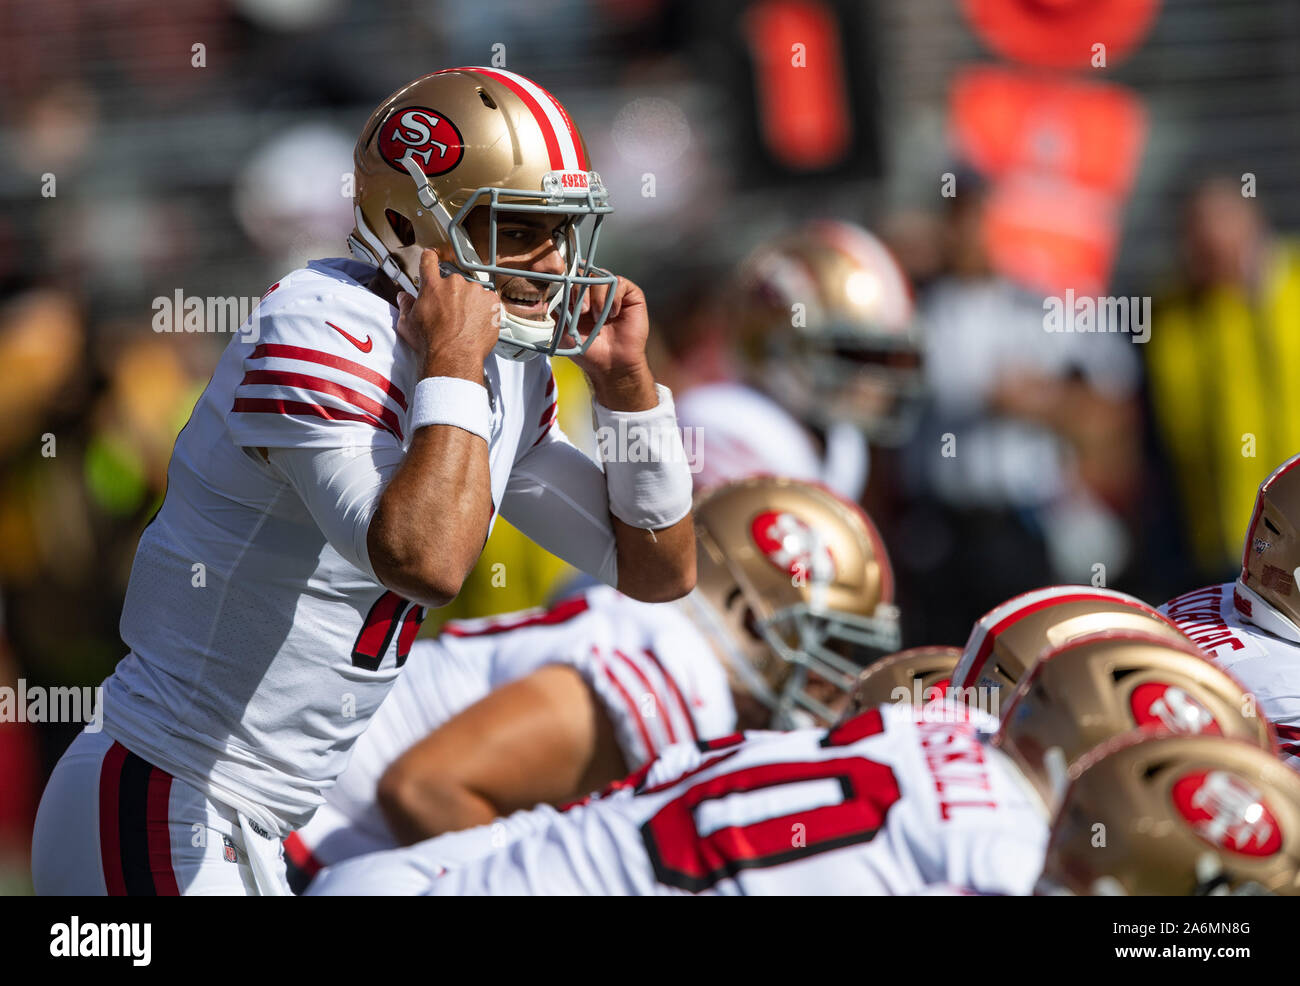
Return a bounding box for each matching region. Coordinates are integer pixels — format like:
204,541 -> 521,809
304,803 -> 568,896
265,443 -> 405,583
500,423 -> 619,588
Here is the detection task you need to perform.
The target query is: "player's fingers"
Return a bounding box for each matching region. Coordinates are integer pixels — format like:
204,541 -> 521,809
418,248 -> 445,288
606,277 -> 628,321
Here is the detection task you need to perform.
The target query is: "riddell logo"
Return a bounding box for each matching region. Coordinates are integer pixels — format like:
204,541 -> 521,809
1172,770 -> 1282,857
379,107 -> 464,177
1129,682 -> 1222,736
750,511 -> 835,584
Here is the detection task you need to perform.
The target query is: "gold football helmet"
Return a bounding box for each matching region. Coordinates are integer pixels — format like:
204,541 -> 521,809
994,629 -> 1275,807
1237,453 -> 1300,643
731,220 -> 922,443
953,585 -> 1189,704
349,66 -> 618,360
850,646 -> 962,714
682,476 -> 901,727
1040,734 -> 1300,896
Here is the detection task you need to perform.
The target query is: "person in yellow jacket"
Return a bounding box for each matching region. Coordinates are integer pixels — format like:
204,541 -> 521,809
1146,178 -> 1300,581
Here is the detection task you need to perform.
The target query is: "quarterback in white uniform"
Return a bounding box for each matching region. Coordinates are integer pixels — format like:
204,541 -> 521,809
677,220 -> 922,500
1159,451 -> 1300,770
287,476 -> 903,885
31,67 -> 697,896
307,701 -> 1047,896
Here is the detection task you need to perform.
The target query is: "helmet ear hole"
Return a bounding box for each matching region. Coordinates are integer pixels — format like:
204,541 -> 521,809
477,88 -> 497,110
385,209 -> 416,247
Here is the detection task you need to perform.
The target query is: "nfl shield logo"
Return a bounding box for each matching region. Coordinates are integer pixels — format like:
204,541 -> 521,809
222,835 -> 238,864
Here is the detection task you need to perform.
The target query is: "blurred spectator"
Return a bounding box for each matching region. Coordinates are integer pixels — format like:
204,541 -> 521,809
894,182 -> 1142,645
1144,178 -> 1300,585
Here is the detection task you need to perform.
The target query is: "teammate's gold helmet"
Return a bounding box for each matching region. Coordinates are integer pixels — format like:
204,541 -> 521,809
1237,453 -> 1300,642
953,585 -> 1190,705
684,476 -> 900,727
1040,735 -> 1300,896
731,220 -> 921,443
349,66 -> 618,360
994,629 -> 1275,806
850,646 -> 962,714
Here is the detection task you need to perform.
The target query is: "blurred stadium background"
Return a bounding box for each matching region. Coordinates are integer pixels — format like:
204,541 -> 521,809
1,0 -> 1298,890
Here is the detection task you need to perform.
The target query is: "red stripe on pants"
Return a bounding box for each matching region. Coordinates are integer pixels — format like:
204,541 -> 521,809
98,741 -> 128,895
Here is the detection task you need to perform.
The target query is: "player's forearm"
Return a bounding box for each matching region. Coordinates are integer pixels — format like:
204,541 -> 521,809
585,359 -> 658,412
368,423 -> 491,608
614,514 -> 696,602
376,768 -> 498,845
587,374 -> 696,601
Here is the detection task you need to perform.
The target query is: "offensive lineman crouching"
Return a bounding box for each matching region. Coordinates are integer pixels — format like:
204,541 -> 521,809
31,67 -> 695,895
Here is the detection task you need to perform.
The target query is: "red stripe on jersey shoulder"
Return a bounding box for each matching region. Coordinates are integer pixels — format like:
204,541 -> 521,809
612,649 -> 676,745
240,369 -> 405,440
639,748 -> 743,796
821,708 -> 885,748
644,648 -> 700,742
441,595 -> 590,638
697,732 -> 745,753
598,649 -> 658,759
250,343 -> 408,411
232,398 -> 401,440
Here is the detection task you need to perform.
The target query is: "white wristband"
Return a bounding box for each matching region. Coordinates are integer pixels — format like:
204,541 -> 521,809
592,383 -> 694,530
410,376 -> 491,443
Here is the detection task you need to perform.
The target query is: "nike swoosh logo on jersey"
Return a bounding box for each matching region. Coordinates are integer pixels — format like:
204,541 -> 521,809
326,321 -> 373,353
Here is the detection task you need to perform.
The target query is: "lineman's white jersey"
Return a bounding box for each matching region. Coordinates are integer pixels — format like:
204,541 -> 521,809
289,585 -> 737,866
676,382 -> 869,500
307,701 -> 1048,896
1160,583 -> 1300,768
101,258 -> 616,836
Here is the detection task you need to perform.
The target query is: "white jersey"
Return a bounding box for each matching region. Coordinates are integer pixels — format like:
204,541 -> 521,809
102,258 -> 584,836
289,585 -> 736,866
306,702 -> 1048,896
1160,583 -> 1300,768
676,381 -> 868,500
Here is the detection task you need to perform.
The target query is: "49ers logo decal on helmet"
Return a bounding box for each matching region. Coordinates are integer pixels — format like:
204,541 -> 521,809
750,511 -> 835,584
378,107 -> 464,177
1172,770 -> 1283,857
1129,682 -> 1222,736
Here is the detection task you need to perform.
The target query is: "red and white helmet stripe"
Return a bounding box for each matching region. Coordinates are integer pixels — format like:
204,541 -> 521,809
955,585 -> 1176,690
446,66 -> 588,172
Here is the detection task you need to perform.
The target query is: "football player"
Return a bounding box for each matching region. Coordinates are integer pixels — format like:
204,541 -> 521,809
284,476 -> 900,884
849,645 -> 962,710
31,67 -> 697,895
1039,734 -> 1300,895
304,700 -> 1048,896
1160,453 -> 1300,768
990,629 -> 1275,809
951,584 -> 1191,712
676,221 -> 922,500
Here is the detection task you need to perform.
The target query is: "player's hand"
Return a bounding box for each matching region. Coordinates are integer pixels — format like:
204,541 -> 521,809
397,249 -> 502,380
568,276 -> 657,411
